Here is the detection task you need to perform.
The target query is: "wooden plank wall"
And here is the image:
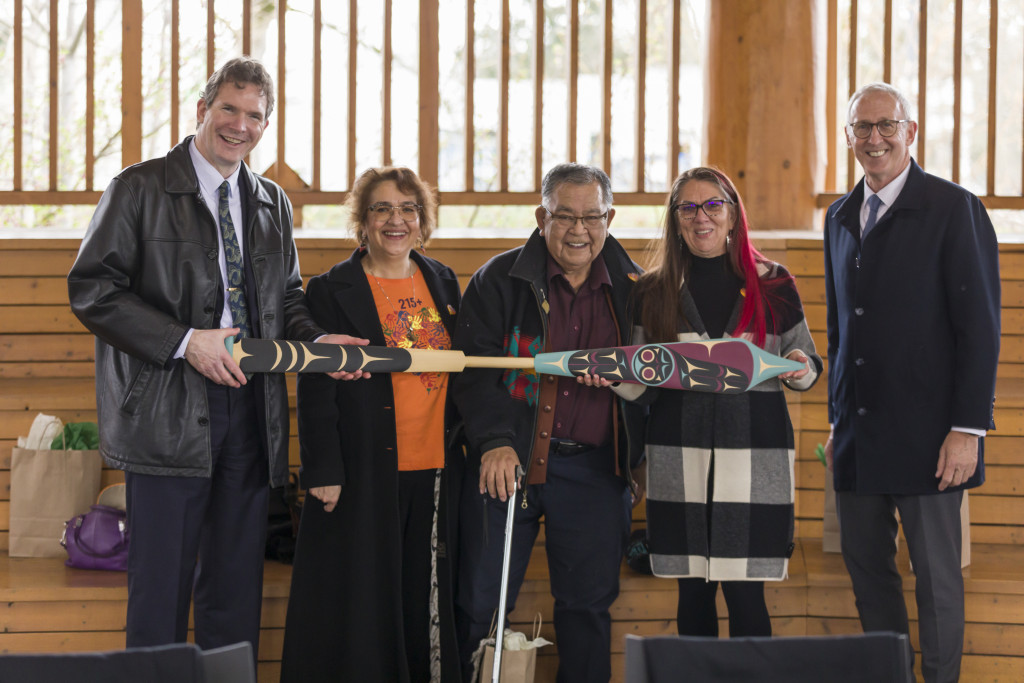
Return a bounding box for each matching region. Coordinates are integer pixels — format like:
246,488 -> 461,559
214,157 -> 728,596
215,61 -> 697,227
1,234 -> 1022,548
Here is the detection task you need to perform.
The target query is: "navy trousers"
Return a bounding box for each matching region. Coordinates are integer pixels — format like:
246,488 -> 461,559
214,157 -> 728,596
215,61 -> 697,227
456,445 -> 631,683
124,381 -> 269,655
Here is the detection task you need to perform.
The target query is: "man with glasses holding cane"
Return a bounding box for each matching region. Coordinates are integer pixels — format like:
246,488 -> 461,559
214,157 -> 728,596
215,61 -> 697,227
452,163 -> 645,682
824,82 -> 1000,683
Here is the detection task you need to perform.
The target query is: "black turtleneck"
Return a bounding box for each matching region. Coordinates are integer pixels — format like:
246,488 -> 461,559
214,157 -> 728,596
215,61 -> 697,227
687,254 -> 743,338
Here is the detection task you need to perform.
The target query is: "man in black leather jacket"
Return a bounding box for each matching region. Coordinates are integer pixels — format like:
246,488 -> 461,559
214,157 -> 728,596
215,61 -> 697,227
68,57 -> 361,655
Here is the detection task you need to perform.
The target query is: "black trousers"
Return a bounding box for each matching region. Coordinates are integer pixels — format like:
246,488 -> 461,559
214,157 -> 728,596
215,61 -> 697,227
399,468 -> 439,683
456,445 -> 631,683
124,381 -> 269,655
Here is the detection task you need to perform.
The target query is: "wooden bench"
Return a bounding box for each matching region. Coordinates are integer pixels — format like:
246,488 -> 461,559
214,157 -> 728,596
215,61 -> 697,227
2,539 -> 1023,682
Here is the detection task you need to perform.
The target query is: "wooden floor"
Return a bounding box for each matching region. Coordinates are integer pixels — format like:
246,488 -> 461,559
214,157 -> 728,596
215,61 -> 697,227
1,539 -> 1022,682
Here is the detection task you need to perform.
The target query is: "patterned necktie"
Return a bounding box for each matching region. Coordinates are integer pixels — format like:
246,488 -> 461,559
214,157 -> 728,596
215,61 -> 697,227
862,193 -> 882,240
218,181 -> 250,339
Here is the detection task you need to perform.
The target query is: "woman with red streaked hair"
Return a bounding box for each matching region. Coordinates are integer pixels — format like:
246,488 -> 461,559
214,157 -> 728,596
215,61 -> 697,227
620,166 -> 822,637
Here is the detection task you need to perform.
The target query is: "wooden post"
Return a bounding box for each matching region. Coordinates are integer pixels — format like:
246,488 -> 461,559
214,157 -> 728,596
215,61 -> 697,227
706,0 -> 821,230
418,0 -> 440,187
121,0 -> 143,168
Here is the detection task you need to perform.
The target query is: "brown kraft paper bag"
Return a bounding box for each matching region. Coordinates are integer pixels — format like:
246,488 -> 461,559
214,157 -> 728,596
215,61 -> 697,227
9,448 -> 103,558
478,614 -> 545,683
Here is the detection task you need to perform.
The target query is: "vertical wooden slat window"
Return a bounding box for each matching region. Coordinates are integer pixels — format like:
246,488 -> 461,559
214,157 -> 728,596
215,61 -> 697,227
471,1 -> 499,192
632,0 -> 647,192
825,0 -> 838,192
10,0 -> 23,192
169,0 -> 179,151
566,0 -> 578,163
1,0 -> 717,227
58,0 -> 91,192
666,0 -> 679,186
826,0 -> 1024,222
18,0 -> 52,191
951,0 -> 962,185
141,2 -> 175,163
845,0 -> 859,189
347,1 -> 358,187
506,0 -> 536,191
275,1 -> 288,178
282,0 -> 318,189
316,1 -> 351,192
394,0 -> 423,173
436,0 -> 469,191
122,0 -> 142,169
312,0 -> 322,191
86,0 -> 95,190
532,0 -> 544,189
993,0 -> 1024,197
383,0 -> 393,167
959,0 -> 992,193
497,0 -> 509,191
48,1 -> 58,190
599,0 -> 612,174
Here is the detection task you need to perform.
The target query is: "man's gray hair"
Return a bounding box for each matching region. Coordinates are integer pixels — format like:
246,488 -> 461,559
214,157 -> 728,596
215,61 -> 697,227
540,163 -> 613,209
847,82 -> 914,123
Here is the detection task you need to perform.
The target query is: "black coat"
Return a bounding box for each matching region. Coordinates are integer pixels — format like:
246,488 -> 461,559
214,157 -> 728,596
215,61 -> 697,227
68,137 -> 322,485
824,160 -> 1000,494
280,249 -> 463,682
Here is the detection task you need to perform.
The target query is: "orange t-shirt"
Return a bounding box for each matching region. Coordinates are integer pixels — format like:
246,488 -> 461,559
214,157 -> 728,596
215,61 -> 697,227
366,269 -> 450,471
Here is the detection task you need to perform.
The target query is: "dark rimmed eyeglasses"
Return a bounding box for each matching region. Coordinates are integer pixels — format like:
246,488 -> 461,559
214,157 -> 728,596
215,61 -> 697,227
543,208 -> 610,230
672,198 -> 734,220
368,202 -> 421,222
847,119 -> 909,139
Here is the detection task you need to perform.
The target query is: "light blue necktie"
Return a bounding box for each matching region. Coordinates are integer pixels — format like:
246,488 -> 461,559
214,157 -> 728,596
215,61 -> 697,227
862,193 -> 882,240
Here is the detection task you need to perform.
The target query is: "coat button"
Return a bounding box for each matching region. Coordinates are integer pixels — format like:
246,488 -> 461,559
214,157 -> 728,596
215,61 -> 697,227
854,307 -> 864,316
855,358 -> 865,366
208,250 -> 217,260
537,458 -> 546,465
546,376 -> 556,383
857,408 -> 868,416
198,417 -> 209,426
543,405 -> 553,412
540,431 -> 549,438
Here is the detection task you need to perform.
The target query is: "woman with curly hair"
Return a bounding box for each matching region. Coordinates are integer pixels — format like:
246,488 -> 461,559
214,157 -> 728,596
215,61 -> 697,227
281,167 -> 463,682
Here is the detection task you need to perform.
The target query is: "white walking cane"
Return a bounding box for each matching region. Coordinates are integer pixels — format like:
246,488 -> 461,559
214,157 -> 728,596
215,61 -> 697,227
492,465 -> 524,683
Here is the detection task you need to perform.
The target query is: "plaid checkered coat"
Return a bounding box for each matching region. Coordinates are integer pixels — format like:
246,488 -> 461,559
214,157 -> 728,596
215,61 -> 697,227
621,262 -> 821,581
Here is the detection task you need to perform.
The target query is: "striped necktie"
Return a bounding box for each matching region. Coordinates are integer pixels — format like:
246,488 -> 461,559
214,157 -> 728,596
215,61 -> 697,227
218,181 -> 250,339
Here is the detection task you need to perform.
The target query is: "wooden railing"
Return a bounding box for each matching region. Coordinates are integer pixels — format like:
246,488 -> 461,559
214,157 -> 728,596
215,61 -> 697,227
822,0 -> 1024,209
1,0 -> 1022,221
0,0 -> 700,216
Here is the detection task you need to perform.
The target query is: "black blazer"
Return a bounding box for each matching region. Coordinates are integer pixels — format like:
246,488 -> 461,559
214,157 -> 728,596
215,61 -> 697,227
824,160 -> 1000,494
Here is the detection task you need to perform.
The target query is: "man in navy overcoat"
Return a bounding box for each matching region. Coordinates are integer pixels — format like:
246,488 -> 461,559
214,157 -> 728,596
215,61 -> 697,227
823,82 -> 1000,683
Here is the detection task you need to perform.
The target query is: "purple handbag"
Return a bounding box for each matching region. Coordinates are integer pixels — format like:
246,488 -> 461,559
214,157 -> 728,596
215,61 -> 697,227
61,504 -> 129,571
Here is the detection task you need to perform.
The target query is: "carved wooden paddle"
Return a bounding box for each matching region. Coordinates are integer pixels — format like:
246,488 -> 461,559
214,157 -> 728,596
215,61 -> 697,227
227,337 -> 804,393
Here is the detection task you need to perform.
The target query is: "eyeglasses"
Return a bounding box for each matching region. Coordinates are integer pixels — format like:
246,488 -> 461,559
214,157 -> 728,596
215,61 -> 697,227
368,202 -> 421,222
847,119 -> 909,139
672,198 -> 734,220
543,208 -> 610,230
